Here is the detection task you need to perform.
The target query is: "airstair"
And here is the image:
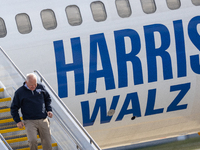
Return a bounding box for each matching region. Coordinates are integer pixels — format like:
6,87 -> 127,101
0,47 -> 101,150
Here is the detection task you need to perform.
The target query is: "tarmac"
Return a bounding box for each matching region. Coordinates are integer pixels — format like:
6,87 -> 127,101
104,133 -> 200,150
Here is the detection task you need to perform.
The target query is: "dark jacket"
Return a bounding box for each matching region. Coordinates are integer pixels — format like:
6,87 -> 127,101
11,82 -> 52,123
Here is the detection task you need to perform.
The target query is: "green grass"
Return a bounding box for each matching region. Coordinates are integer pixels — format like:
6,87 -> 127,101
132,136 -> 200,150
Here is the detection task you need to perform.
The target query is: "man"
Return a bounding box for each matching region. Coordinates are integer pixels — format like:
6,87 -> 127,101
11,73 -> 53,150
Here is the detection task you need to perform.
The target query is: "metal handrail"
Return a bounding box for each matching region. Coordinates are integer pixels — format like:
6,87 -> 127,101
34,70 -> 101,150
0,47 -> 26,80
52,107 -> 82,150
0,134 -> 12,150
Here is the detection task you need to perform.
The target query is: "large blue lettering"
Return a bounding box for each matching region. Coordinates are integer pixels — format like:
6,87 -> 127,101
116,92 -> 141,121
81,82 -> 190,126
53,39 -> 84,98
145,89 -> 164,116
114,29 -> 143,88
88,33 -> 115,93
81,96 -> 119,127
167,83 -> 190,112
144,24 -> 173,82
188,16 -> 200,74
173,20 -> 187,77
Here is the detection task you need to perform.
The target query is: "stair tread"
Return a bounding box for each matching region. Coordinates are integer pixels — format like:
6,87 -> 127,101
12,143 -> 42,150
6,135 -> 40,144
0,116 -> 22,124
0,106 -> 9,109
0,106 -> 10,113
0,127 -> 25,134
0,120 -> 16,127
0,97 -> 12,102
12,142 -> 57,150
0,123 -> 17,130
5,133 -> 27,140
0,88 -> 4,92
0,115 -> 12,120
7,136 -> 28,144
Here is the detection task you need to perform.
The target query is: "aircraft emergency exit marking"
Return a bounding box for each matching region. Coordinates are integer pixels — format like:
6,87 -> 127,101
53,15 -> 200,126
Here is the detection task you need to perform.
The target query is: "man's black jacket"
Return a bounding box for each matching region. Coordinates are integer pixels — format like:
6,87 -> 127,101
11,82 -> 52,123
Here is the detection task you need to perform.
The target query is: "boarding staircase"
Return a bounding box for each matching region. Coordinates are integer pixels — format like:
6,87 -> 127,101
0,47 -> 101,150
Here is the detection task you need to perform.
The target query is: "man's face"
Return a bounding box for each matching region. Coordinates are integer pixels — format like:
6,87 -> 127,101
26,77 -> 37,91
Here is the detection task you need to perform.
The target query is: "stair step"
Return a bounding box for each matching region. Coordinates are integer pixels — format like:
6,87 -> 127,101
0,123 -> 17,130
6,134 -> 40,144
0,126 -> 25,134
0,121 -> 17,128
6,134 -> 27,144
0,97 -> 11,102
0,116 -> 22,124
0,106 -> 9,109
5,133 -> 27,140
0,115 -> 12,120
0,88 -> 4,92
12,143 -> 42,150
0,106 -> 10,113
12,143 -> 57,150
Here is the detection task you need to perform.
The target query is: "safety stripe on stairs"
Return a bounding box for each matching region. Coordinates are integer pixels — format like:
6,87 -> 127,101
0,127 -> 25,134
0,88 -> 4,92
0,117 -> 23,124
15,143 -> 58,150
0,97 -> 11,102
7,135 -> 40,144
7,137 -> 28,144
0,108 -> 10,113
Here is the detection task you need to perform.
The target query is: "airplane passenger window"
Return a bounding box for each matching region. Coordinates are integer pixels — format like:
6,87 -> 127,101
166,0 -> 181,10
192,0 -> 200,5
66,5 -> 82,26
91,1 -> 107,22
16,13 -> 32,34
0,18 -> 7,38
116,0 -> 132,18
41,9 -> 57,30
140,0 -> 156,14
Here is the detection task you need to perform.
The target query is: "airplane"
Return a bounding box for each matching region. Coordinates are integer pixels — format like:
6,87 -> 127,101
0,0 -> 200,149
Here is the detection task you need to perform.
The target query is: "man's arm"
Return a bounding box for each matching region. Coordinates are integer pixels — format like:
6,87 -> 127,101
42,86 -> 53,117
10,92 -> 22,123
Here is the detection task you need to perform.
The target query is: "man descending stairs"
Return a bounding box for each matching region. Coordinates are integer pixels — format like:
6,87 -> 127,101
0,87 -> 58,150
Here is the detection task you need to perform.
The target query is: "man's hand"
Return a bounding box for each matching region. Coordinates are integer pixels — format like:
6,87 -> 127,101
17,121 -> 25,129
47,111 -> 53,118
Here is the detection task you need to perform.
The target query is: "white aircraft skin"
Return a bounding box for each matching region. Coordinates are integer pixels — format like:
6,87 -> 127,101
1,0 -> 200,149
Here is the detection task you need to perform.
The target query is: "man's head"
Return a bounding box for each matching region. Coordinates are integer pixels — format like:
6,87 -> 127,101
25,73 -> 37,91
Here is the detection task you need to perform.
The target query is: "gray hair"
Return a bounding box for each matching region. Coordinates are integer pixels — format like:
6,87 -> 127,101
26,73 -> 37,82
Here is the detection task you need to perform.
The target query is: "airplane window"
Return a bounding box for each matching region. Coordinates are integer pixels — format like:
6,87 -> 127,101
66,5 -> 82,26
140,0 -> 156,14
115,0 -> 132,18
166,0 -> 181,10
41,9 -> 57,30
15,13 -> 32,34
0,18 -> 7,38
192,0 -> 200,5
91,1 -> 107,22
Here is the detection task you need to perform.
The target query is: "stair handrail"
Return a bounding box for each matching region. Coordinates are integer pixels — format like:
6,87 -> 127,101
0,134 -> 12,150
34,70 -> 101,150
0,47 -> 26,80
51,106 -> 82,150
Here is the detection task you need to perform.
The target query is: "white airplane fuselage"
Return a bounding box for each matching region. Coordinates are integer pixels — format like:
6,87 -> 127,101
1,0 -> 200,149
